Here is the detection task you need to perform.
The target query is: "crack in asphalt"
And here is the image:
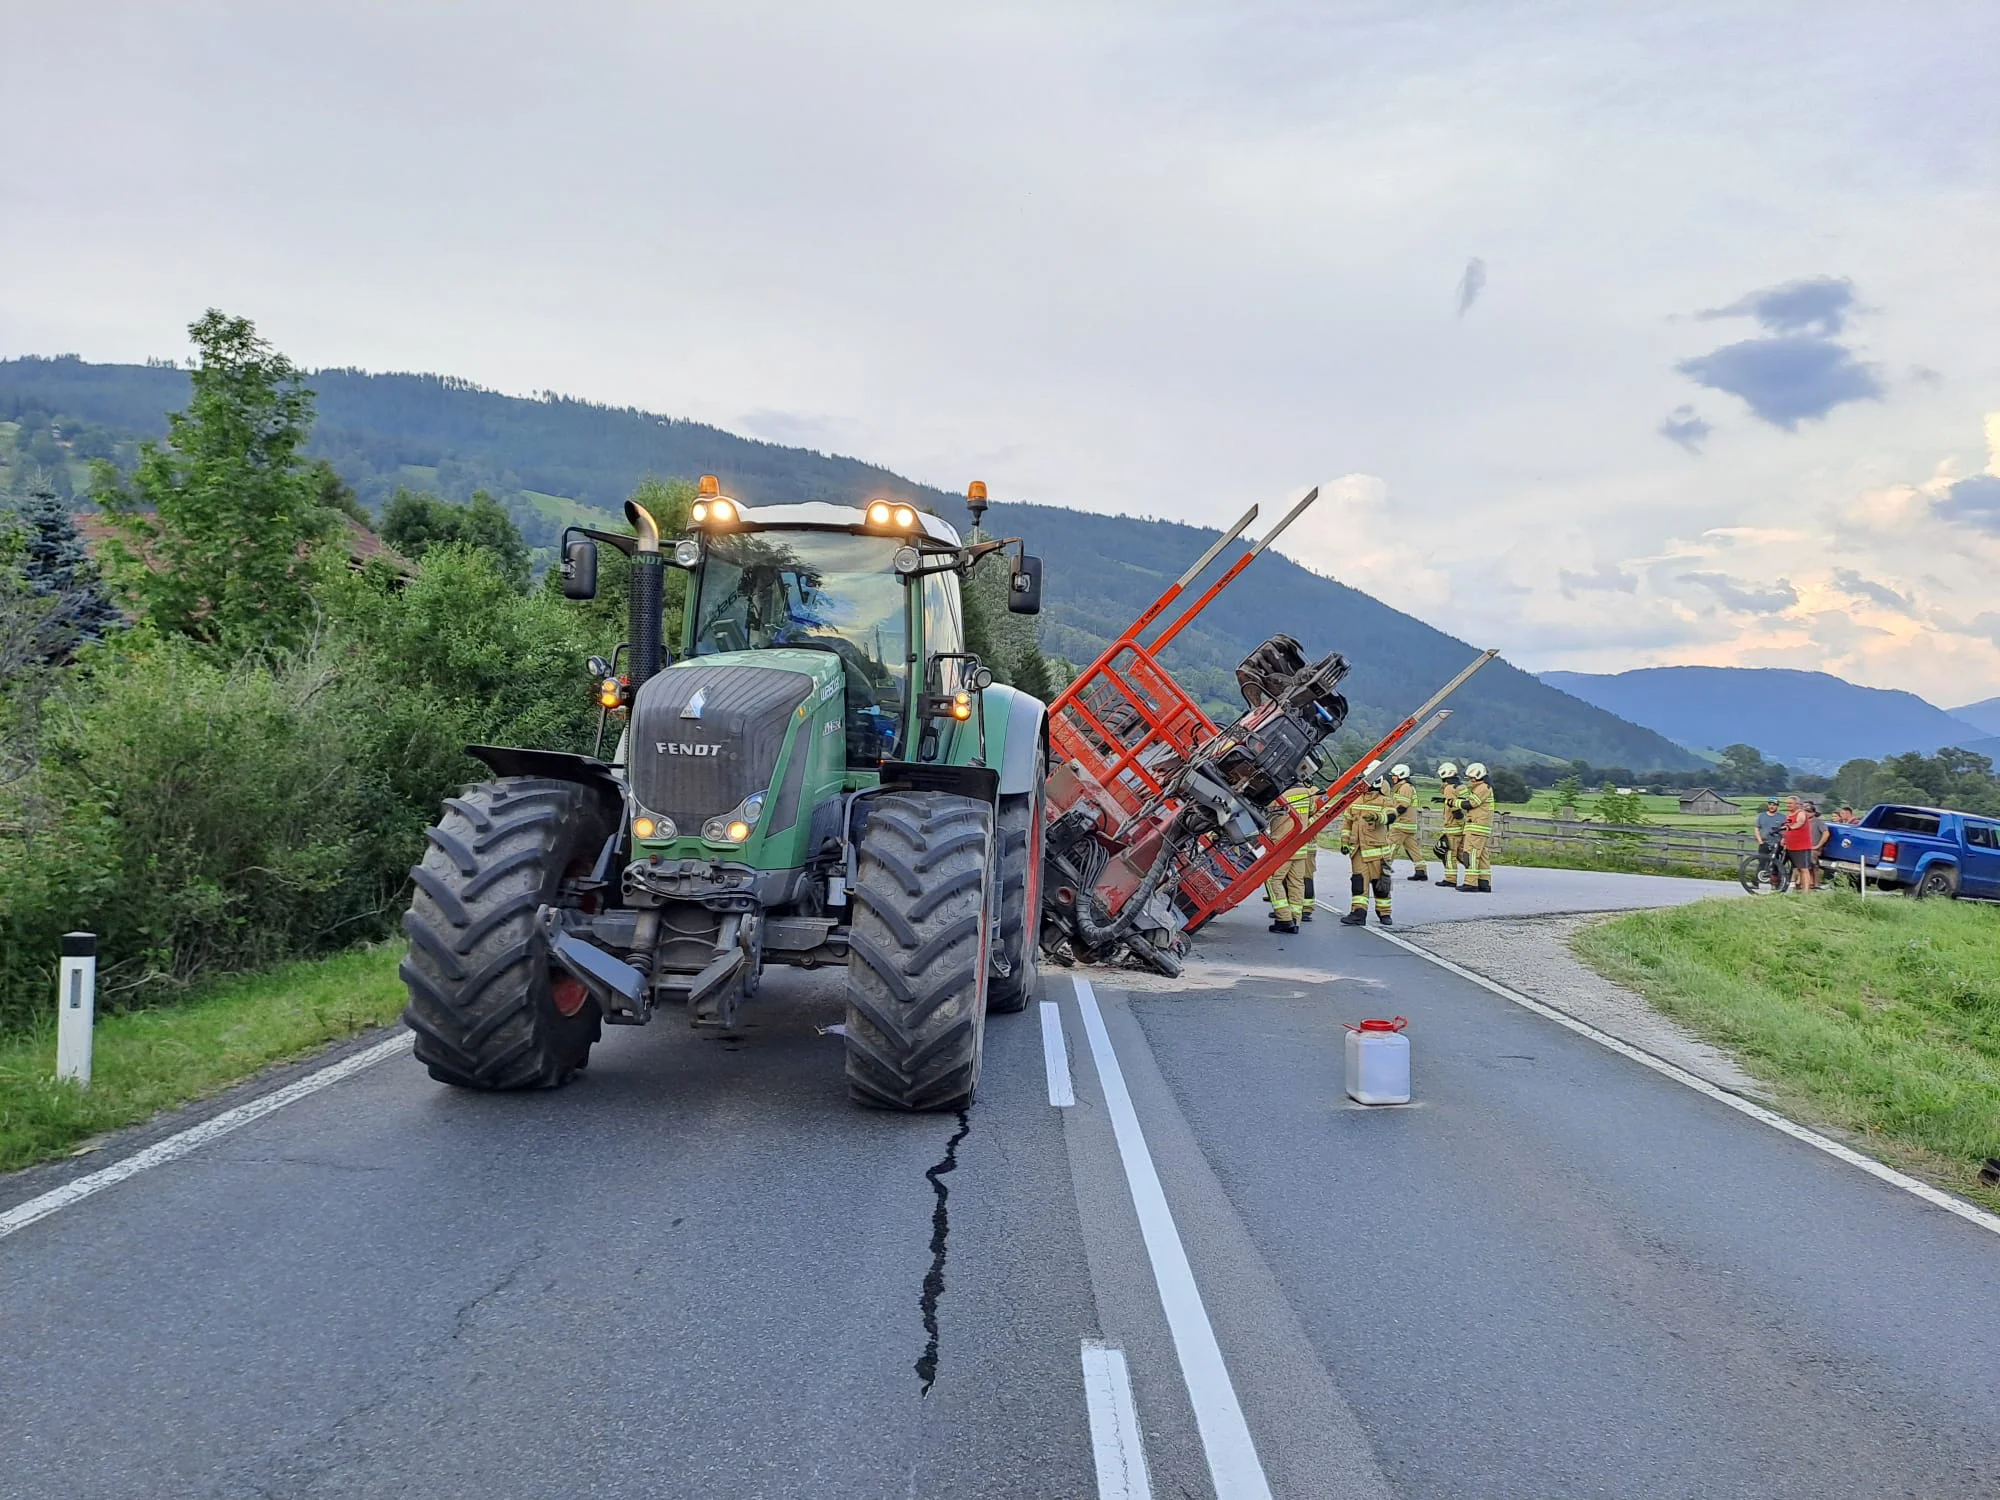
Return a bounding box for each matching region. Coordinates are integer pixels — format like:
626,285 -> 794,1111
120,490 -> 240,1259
913,1110 -> 971,1396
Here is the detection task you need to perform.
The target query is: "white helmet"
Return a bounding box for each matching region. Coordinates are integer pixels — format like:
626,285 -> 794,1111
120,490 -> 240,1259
1437,761 -> 1459,779
1466,761 -> 1488,780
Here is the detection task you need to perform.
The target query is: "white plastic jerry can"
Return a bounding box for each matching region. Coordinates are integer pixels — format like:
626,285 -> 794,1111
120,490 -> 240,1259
1345,1017 -> 1410,1105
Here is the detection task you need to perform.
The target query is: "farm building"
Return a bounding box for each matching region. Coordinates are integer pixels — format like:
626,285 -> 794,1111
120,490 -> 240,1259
1677,788 -> 1741,816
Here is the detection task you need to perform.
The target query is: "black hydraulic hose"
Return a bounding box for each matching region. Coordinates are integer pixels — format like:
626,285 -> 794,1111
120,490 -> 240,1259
1070,838 -> 1176,949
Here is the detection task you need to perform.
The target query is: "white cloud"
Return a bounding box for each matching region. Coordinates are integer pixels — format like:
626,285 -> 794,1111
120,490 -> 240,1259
0,2 -> 1997,701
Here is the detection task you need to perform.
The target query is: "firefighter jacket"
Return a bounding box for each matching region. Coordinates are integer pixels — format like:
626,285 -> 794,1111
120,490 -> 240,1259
1390,777 -> 1419,825
1442,784 -> 1466,827
1344,790 -> 1398,860
1273,783 -> 1315,841
1460,779 -> 1495,834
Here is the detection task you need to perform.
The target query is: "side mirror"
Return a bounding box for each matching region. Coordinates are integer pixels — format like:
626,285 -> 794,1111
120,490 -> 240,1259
562,537 -> 599,599
1007,555 -> 1044,615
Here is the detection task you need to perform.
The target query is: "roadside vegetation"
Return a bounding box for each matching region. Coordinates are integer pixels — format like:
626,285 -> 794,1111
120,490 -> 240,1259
0,943 -> 403,1172
1573,893 -> 2000,1210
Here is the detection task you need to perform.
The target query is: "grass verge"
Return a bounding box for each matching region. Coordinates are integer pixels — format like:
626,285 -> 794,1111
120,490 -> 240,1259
0,942 -> 405,1175
1572,892 -> 2000,1211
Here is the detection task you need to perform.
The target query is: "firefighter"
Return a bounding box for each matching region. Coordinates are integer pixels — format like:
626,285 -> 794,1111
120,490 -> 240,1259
1339,768 -> 1397,926
1437,761 -> 1465,888
1458,761 -> 1495,893
1387,762 -> 1426,880
1265,772 -> 1315,933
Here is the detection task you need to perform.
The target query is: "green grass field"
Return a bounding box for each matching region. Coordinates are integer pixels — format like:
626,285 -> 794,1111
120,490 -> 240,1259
1573,893 -> 2000,1210
0,943 -> 406,1173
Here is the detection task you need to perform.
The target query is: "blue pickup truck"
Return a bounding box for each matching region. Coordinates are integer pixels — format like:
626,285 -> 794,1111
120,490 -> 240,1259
1821,805 -> 2000,900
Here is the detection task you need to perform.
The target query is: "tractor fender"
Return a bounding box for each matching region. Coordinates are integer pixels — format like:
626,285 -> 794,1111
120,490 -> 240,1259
466,744 -> 625,826
984,684 -> 1048,797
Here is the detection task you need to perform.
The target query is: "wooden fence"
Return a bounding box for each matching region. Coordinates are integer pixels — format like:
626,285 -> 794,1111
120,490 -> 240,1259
1377,811 -> 1757,874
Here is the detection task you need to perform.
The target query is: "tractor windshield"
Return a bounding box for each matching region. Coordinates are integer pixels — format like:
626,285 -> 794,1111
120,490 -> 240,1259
690,530 -> 910,764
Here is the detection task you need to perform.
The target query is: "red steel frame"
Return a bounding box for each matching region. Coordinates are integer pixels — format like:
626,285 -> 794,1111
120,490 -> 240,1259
1046,487 -> 1495,938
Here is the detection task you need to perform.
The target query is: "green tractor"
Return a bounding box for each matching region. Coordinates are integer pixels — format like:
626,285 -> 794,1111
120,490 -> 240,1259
398,480 -> 1049,1111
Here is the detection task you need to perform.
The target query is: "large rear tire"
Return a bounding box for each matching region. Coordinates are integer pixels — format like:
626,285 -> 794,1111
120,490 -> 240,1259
988,746 -> 1047,1015
844,791 -> 996,1111
400,777 -> 613,1090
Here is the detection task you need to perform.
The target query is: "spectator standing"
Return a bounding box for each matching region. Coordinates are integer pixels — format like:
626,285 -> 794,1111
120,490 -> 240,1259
1809,801 -> 1831,887
1836,804 -> 1859,824
1782,795 -> 1815,892
1754,798 -> 1786,888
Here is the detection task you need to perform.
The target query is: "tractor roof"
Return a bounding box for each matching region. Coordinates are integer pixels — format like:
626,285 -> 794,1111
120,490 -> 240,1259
726,501 -> 962,547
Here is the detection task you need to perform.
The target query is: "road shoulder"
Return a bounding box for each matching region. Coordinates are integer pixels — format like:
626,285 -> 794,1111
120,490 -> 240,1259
1398,912 -> 1770,1099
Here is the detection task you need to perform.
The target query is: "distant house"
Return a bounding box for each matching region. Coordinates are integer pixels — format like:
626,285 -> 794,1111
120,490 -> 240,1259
1677,788 -> 1741,816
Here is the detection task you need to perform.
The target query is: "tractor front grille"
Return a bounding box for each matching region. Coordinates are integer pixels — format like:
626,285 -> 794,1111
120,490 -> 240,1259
629,663 -> 814,832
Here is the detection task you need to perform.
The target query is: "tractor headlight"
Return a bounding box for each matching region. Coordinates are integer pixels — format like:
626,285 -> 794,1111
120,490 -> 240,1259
672,538 -> 700,568
631,813 -> 675,841
893,545 -> 921,575
702,792 -> 764,845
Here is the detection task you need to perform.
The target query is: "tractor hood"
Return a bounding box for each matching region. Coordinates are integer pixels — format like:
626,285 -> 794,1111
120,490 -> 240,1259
628,653 -> 839,836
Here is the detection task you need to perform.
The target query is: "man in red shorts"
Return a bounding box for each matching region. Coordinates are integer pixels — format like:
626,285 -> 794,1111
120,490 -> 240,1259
1782,794 -> 1816,891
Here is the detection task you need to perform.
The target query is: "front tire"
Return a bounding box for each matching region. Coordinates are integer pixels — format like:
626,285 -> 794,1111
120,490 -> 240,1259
844,791 -> 996,1111
400,777 -> 613,1090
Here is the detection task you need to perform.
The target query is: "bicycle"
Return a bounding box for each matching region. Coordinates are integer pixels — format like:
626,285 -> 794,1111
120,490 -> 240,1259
1738,839 -> 1793,894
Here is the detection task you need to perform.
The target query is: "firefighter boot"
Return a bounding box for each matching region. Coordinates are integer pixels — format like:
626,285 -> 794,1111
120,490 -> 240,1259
1476,879 -> 1493,893
1407,867 -> 1429,882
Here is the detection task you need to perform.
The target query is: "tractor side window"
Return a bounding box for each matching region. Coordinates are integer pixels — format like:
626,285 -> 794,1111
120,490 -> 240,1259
922,574 -> 965,694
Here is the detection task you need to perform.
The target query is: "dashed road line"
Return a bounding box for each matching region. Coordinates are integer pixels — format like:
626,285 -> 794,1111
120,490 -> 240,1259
1081,1340 -> 1153,1500
0,1032 -> 413,1243
1041,999 -> 1075,1106
1371,927 -> 2000,1239
1074,977 -> 1275,1500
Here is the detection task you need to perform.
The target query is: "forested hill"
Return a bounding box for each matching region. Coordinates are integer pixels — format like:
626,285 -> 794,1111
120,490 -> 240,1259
0,354 -> 1698,769
1541,666 -> 1990,769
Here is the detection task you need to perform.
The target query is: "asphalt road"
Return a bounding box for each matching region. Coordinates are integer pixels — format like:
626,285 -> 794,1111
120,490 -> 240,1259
2,866 -> 1993,1499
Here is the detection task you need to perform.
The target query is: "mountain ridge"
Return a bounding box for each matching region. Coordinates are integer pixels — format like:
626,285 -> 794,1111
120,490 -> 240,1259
1541,665 -> 1989,768
0,354 -> 1701,770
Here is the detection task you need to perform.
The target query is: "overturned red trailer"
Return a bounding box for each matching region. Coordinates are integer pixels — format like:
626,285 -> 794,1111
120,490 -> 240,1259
1037,488 -> 1495,972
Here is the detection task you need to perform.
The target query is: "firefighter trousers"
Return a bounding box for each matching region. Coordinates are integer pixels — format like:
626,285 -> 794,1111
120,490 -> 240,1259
1442,830 -> 1465,884
1462,828 -> 1492,885
1266,860 -> 1307,921
1348,852 -> 1392,917
1390,822 -> 1424,873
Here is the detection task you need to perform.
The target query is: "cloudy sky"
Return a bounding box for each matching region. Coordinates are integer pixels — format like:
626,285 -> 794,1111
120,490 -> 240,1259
6,2 -> 1999,705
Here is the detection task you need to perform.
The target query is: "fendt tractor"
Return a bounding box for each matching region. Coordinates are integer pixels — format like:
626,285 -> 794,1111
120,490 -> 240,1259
399,479 -> 1049,1112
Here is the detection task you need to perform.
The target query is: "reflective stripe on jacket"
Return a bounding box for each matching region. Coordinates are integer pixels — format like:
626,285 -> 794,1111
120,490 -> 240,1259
1461,781 -> 1494,833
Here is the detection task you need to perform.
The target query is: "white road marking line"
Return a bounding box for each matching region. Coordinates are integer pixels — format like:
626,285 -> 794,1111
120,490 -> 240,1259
1074,977 -> 1276,1500
1041,999 -> 1075,1106
1081,1340 -> 1154,1500
1370,928 -> 2000,1239
0,1032 -> 413,1243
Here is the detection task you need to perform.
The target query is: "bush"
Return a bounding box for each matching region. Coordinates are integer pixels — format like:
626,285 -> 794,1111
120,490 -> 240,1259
0,545 -> 610,1031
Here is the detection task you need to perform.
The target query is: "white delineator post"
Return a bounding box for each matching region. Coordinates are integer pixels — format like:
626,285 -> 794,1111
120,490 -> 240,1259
55,931 -> 97,1087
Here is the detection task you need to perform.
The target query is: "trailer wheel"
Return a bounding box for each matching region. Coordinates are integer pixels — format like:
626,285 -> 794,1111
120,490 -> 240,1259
844,791 -> 995,1111
400,778 -> 613,1090
988,746 -> 1047,1015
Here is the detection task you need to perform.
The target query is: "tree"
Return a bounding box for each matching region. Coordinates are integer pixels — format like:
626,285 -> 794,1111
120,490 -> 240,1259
382,487 -> 531,590
310,460 -> 372,531
1011,642 -> 1055,702
12,481 -> 120,657
1551,773 -> 1583,817
1491,766 -> 1532,804
92,311 -> 341,652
